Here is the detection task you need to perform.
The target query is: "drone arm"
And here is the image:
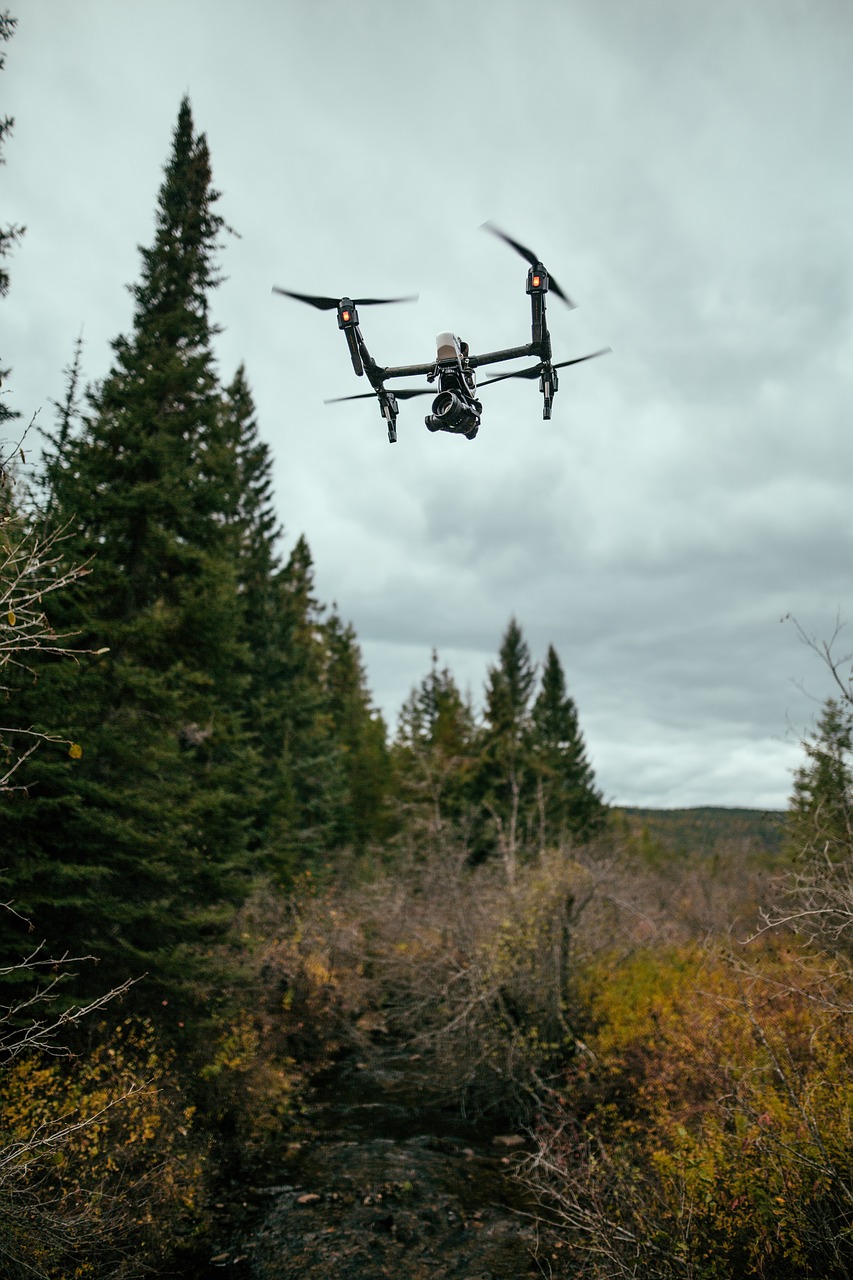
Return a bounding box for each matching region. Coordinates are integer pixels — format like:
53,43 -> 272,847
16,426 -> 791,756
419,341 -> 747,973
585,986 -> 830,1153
380,360 -> 439,380
467,342 -> 538,370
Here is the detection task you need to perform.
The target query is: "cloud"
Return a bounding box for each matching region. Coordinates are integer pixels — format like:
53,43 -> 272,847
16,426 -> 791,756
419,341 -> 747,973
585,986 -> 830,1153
6,0 -> 852,809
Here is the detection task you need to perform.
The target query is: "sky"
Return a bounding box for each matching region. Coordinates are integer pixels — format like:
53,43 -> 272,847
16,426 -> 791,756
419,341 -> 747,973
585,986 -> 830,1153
4,1 -> 853,810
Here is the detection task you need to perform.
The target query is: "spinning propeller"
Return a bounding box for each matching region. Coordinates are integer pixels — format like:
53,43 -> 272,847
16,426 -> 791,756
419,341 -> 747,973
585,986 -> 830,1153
479,348 -> 611,387
481,222 -> 575,308
324,387 -> 431,405
271,287 -> 418,310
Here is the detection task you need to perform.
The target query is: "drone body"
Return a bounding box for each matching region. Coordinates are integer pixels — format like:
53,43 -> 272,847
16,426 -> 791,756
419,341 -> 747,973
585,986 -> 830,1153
273,225 -> 609,444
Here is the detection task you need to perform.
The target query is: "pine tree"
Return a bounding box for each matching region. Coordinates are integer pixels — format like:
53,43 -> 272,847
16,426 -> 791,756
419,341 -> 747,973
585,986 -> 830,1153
530,644 -> 606,847
394,650 -> 477,839
262,538 -> 349,871
476,617 -> 538,877
788,697 -> 853,861
324,612 -> 390,851
0,99 -> 254,996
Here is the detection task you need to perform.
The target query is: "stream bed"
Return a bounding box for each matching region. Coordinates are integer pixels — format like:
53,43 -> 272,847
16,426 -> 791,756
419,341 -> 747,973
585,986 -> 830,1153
208,1046 -> 559,1278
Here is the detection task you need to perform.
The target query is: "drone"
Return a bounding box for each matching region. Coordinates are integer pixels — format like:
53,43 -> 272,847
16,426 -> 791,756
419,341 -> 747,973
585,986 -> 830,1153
272,224 -> 609,444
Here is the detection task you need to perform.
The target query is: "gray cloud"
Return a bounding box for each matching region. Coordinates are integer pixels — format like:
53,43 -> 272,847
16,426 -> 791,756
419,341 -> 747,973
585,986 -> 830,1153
5,0 -> 852,809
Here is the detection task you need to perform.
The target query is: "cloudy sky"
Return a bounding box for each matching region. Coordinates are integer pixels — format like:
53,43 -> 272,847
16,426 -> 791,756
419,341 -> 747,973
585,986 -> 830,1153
5,1 -> 853,810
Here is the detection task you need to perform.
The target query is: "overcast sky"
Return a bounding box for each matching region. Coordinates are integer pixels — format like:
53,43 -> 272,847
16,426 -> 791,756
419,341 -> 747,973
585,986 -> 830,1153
5,1 -> 853,810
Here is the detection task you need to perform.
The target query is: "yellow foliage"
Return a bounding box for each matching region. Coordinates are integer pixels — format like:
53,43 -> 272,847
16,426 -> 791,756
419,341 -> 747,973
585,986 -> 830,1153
550,944 -> 853,1278
0,1018 -> 208,1276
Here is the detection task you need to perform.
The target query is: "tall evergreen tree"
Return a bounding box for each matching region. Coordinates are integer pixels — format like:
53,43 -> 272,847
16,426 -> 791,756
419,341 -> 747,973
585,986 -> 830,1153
324,612 -> 390,851
0,99 -> 254,995
394,650 -> 477,838
476,617 -> 538,875
262,538 -> 349,871
788,697 -> 853,861
216,369 -> 357,872
530,644 -> 606,847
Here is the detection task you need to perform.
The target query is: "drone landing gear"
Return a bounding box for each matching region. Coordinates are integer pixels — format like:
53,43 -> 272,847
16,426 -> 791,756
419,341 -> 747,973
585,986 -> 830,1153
379,390 -> 399,444
540,366 -> 558,420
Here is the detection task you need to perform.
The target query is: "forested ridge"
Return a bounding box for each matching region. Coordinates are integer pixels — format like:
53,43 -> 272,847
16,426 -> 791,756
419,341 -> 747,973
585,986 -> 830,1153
3,56 -> 853,1280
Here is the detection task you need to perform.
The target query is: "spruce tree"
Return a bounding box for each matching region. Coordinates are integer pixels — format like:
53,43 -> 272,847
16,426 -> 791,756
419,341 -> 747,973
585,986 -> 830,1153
0,99 -> 254,995
530,644 -> 606,847
262,538 -> 349,871
217,369 -> 358,872
476,617 -> 538,874
788,697 -> 853,861
324,612 -> 390,851
394,650 -> 477,838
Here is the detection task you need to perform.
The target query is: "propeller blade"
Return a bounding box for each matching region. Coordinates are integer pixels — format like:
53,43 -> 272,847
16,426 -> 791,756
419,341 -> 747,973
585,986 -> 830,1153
482,221 -> 539,269
324,392 -> 379,403
552,347 -> 611,370
273,287 -> 418,310
272,287 -> 340,311
480,221 -> 575,308
479,348 -> 611,387
478,365 -> 541,386
352,295 -> 419,307
324,386 -> 431,405
544,276 -> 574,308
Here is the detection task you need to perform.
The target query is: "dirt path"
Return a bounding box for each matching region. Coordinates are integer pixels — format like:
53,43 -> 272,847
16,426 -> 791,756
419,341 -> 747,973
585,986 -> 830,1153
209,1047 -> 557,1278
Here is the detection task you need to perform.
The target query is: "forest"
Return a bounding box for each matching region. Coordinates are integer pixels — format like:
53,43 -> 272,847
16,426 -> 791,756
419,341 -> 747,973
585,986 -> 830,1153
3,22 -> 853,1278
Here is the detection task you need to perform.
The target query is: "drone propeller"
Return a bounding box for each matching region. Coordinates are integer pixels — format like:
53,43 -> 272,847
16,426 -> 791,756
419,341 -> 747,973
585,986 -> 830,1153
273,287 -> 418,311
481,222 -> 575,308
324,386 -> 432,405
479,348 -> 611,387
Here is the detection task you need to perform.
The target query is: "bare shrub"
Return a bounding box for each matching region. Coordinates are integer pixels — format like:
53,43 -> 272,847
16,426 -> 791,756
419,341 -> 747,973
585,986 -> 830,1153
247,840 -> 621,1119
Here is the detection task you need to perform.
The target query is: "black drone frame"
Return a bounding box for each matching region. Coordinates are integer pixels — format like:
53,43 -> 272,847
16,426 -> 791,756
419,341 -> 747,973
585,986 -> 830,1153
273,224 -> 609,444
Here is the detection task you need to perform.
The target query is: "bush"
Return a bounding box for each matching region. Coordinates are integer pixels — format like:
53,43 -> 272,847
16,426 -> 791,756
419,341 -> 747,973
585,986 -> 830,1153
527,942 -> 853,1279
0,1017 -> 208,1278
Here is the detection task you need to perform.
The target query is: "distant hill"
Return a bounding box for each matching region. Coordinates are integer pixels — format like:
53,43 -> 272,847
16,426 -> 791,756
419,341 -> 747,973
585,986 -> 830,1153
614,806 -> 787,862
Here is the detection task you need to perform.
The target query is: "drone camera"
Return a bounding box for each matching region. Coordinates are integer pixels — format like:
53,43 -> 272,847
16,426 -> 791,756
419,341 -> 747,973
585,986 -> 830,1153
424,390 -> 479,438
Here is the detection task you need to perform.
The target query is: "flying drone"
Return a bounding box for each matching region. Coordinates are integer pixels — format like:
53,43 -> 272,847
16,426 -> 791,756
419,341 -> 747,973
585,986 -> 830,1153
272,224 -> 609,444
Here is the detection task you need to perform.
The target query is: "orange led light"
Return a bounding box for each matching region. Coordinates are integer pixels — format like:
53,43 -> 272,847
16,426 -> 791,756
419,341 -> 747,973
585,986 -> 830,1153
342,310 -> 351,322
532,275 -> 541,288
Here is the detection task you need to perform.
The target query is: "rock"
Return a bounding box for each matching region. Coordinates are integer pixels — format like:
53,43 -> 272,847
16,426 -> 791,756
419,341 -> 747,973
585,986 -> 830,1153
492,1133 -> 525,1148
296,1193 -> 321,1205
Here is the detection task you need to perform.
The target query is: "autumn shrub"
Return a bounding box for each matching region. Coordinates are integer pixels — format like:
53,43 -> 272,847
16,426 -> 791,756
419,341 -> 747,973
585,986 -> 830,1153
191,874 -> 373,1182
526,942 -> 853,1280
0,1016 -> 208,1278
263,842 -> 614,1119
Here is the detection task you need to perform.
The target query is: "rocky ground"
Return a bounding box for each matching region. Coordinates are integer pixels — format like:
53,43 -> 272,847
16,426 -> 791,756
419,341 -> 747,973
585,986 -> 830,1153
204,1048 -> 564,1279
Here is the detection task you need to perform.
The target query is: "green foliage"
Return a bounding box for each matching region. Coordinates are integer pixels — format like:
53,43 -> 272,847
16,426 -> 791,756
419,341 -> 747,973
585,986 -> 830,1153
616,806 -> 786,865
0,99 -> 258,997
788,697 -> 853,861
393,649 -> 478,842
530,644 -> 607,847
323,611 -> 391,851
394,621 -> 606,868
